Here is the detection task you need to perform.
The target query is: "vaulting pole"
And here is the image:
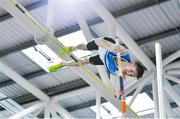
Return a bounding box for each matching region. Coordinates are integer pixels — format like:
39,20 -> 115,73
71,67 -> 139,118
75,10 -> 113,89
115,38 -> 127,118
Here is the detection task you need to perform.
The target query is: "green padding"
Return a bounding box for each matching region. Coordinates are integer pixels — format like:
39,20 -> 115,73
48,63 -> 62,72
60,46 -> 72,56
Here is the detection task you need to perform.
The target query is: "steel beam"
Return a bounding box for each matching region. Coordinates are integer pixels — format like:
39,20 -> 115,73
44,108 -> 50,118
129,72 -> 153,106
155,43 -> 166,118
163,50 -> 180,66
14,79 -> 89,105
0,82 -> 178,112
51,103 -> 74,118
51,87 -> 93,103
8,101 -> 47,119
96,93 -> 101,119
66,98 -> 107,112
0,81 -> 151,111
70,67 -> 139,117
0,40 -> 36,57
164,79 -> 180,107
65,98 -> 178,112
164,61 -> 180,71
0,62 -> 72,118
152,76 -> 159,118
164,74 -> 180,84
0,0 -> 47,22
137,27 -> 180,45
164,93 -> 178,118
0,62 -> 50,101
0,69 -> 46,88
0,26 -> 179,58
0,83 -> 152,111
167,69 -> 180,75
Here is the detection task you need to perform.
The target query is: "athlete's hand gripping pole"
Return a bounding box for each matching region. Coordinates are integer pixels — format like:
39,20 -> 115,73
116,38 -> 127,118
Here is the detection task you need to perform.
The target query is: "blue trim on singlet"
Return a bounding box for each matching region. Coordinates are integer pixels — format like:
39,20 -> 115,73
104,51 -> 131,75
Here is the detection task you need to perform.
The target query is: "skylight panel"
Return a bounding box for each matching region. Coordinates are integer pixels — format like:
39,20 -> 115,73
58,31 -> 91,58
90,93 -> 154,118
22,31 -> 92,72
126,93 -> 154,116
22,44 -> 62,72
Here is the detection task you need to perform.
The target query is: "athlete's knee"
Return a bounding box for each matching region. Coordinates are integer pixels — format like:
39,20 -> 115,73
79,43 -> 87,50
80,58 -> 90,65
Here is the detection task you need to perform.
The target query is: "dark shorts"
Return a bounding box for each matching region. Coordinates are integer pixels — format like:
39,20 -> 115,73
87,37 -> 115,65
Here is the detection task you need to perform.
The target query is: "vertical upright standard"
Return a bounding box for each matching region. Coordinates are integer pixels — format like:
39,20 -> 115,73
155,42 -> 166,118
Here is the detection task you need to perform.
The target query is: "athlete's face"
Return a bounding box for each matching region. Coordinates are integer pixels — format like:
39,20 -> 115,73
122,62 -> 137,78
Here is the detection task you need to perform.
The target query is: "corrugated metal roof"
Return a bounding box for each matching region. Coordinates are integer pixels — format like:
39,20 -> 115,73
92,0 -> 180,40
91,0 -> 180,60
0,71 -> 78,98
99,0 -> 146,12
28,68 -> 80,89
29,1 -> 98,31
59,90 -> 95,108
0,7 -> 7,16
0,0 -> 41,15
71,108 -> 95,118
28,0 -> 148,32
173,107 -> 180,117
0,84 -> 29,98
0,0 -> 44,50
0,52 -> 41,75
0,19 -> 32,50
0,110 -> 11,118
141,34 -> 180,58
0,73 -> 10,83
17,0 -> 42,6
